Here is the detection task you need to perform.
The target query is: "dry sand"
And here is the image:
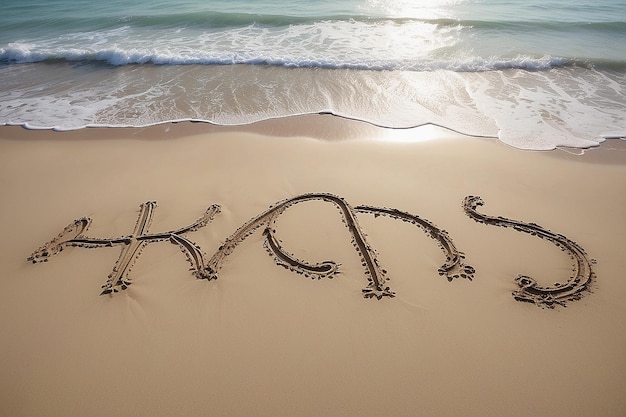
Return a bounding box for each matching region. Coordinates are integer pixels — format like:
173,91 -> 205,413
1,118 -> 625,417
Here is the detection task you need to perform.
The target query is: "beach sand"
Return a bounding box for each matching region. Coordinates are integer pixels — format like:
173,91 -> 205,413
1,118 -> 625,417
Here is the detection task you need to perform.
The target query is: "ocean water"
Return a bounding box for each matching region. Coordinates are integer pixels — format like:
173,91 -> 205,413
0,0 -> 624,149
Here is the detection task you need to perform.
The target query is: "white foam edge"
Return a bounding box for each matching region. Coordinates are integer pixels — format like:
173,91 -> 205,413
601,132 -> 626,140
2,113 -> 493,138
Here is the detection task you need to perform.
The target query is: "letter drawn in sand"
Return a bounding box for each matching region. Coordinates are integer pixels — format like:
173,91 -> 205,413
206,193 -> 396,299
27,202 -> 220,295
463,196 -> 594,308
354,205 -> 475,282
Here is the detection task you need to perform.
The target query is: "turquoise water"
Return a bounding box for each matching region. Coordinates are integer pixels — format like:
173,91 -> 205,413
2,0 -> 623,67
1,0 -> 625,149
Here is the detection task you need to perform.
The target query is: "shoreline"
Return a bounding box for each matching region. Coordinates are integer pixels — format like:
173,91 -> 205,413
3,115 -> 624,154
1,119 -> 625,417
2,114 -> 495,141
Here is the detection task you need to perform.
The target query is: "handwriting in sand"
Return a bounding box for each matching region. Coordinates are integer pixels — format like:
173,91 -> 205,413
28,193 -> 594,308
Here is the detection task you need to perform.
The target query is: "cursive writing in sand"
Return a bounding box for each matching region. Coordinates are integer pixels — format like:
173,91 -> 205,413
28,193 -> 594,308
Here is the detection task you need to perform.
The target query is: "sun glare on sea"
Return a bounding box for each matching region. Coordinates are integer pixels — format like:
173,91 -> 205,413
362,0 -> 463,19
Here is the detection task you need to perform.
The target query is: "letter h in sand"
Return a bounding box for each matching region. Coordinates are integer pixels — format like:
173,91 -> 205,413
27,202 -> 220,295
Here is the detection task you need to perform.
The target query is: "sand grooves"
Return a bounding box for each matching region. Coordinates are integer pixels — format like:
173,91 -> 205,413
205,193 -> 394,299
28,201 -> 220,295
203,193 -> 476,299
354,205 -> 476,282
27,194 -> 593,306
463,196 -> 594,308
27,193 -> 472,300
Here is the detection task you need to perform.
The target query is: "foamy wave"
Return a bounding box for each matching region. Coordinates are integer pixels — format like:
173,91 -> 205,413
0,43 -> 576,72
4,10 -> 622,73
440,55 -> 570,72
